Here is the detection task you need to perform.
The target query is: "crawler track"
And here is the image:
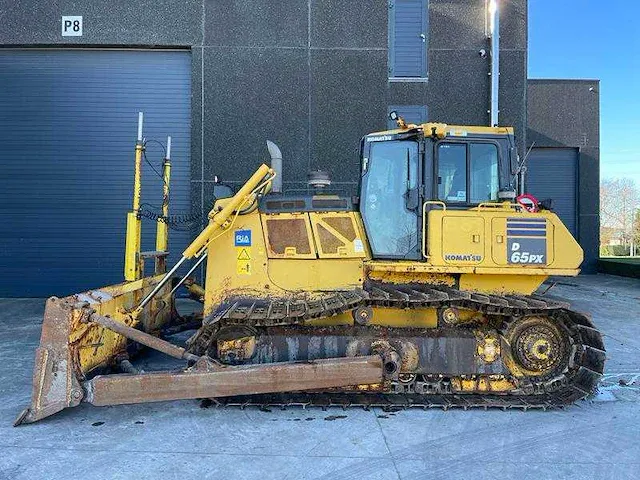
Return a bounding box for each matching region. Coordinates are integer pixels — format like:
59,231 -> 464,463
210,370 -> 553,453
188,283 -> 606,410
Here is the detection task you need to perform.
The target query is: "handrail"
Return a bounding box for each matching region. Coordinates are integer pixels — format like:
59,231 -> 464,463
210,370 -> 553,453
422,201 -> 446,258
475,201 -> 520,211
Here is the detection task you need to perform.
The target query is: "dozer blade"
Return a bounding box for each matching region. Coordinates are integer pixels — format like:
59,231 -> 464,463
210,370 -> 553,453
15,274 -> 175,426
15,276 -> 391,425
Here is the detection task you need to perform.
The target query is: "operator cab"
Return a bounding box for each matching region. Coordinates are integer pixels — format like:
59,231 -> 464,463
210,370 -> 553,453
359,116 -> 518,260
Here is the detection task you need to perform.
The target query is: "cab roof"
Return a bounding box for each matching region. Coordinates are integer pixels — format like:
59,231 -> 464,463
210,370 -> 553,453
368,122 -> 514,139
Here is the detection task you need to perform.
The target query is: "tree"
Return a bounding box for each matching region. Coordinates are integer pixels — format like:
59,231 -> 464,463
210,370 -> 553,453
633,208 -> 640,256
600,177 -> 640,254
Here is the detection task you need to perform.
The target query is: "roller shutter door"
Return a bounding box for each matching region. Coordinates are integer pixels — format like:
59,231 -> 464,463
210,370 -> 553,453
0,50 -> 191,297
526,148 -> 578,237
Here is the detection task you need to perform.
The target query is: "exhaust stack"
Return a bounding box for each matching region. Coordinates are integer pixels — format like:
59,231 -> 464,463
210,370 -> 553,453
266,140 -> 283,193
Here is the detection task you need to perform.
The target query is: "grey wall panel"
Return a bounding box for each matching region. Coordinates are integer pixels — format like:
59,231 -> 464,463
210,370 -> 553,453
387,81 -> 430,106
202,47 -> 309,185
0,50 -> 191,297
498,50 -> 527,155
428,0 -> 525,50
499,0 -> 528,50
425,49 -> 488,125
204,0 -> 308,47
527,80 -> 600,273
577,146 -> 600,273
528,80 -> 599,149
0,0 -> 201,45
526,148 -> 578,237
311,49 -> 388,194
312,0 -> 388,49
428,0 -> 485,50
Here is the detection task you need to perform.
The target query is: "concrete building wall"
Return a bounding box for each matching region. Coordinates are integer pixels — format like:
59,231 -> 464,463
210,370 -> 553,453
0,0 -> 528,214
1,1 -> 604,279
527,79 -> 601,273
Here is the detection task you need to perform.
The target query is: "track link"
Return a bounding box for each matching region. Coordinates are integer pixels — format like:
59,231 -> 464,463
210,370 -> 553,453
188,282 -> 606,410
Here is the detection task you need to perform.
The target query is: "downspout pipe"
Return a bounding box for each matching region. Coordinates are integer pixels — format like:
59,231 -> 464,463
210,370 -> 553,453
266,140 -> 283,193
489,0 -> 500,127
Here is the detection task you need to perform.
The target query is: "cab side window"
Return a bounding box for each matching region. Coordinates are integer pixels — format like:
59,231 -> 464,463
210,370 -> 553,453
437,144 -> 467,202
470,143 -> 499,202
437,142 -> 499,203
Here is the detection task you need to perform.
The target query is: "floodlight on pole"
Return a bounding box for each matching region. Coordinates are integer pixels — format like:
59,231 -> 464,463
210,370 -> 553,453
489,0 -> 498,36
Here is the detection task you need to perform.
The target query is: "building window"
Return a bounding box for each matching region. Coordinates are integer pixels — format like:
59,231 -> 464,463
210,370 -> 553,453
387,105 -> 428,129
437,142 -> 499,203
388,0 -> 429,80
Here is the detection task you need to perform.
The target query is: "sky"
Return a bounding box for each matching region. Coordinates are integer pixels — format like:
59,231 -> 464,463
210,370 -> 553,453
528,0 -> 640,185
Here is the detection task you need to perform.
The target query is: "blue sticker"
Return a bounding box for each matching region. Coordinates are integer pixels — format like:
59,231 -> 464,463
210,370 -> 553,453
234,230 -> 252,246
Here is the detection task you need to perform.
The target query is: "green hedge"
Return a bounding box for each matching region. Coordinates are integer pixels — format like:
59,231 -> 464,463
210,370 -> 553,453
598,257 -> 640,278
600,245 -> 631,257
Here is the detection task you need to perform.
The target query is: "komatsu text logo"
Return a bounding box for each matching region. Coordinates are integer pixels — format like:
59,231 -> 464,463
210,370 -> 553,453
506,217 -> 547,265
366,135 -> 393,142
444,253 -> 482,262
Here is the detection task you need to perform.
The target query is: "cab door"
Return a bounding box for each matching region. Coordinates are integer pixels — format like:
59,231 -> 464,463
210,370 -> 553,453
360,139 -> 420,259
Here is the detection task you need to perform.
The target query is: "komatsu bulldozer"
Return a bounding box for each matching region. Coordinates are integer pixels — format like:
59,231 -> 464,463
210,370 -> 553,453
15,113 -> 605,425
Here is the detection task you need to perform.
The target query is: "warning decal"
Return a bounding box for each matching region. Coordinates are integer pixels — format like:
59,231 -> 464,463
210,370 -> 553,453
236,246 -> 251,275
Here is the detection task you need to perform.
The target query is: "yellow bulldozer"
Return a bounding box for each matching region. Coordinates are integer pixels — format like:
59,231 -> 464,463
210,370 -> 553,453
15,112 -> 605,425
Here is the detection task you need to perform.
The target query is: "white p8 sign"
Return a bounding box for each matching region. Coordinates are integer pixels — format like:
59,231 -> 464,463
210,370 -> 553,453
62,16 -> 83,36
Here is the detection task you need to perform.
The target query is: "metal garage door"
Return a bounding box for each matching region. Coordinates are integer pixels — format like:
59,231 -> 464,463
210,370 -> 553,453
526,148 -> 578,237
0,50 -> 191,297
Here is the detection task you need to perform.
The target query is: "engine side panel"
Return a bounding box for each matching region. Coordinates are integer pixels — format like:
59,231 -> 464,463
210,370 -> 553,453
203,209 -> 367,317
426,208 -> 582,272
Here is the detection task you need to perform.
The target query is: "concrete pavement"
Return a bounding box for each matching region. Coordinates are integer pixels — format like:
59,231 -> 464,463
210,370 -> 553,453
1,275 -> 639,480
